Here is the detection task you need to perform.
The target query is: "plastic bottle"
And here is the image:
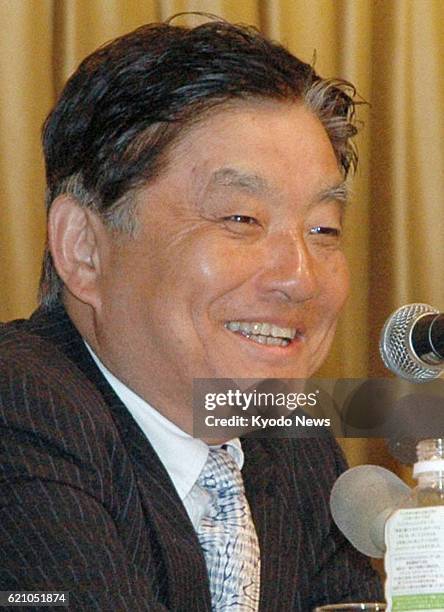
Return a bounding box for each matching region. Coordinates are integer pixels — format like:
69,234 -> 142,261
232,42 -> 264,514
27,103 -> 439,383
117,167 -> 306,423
385,439 -> 444,611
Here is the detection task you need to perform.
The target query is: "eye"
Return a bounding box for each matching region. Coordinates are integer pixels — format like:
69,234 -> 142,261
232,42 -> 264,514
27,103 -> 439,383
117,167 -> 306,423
309,226 -> 341,237
224,215 -> 258,225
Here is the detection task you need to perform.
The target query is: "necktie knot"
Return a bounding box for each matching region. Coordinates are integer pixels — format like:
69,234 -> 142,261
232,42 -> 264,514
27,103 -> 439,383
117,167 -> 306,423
198,448 -> 243,496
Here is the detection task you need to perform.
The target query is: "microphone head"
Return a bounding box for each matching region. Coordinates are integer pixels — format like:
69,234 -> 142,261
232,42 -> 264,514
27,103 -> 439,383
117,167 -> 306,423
330,465 -> 411,558
380,303 -> 441,382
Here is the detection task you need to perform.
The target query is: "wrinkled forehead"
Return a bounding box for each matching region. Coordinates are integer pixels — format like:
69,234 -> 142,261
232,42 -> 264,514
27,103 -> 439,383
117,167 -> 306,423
131,99 -> 346,219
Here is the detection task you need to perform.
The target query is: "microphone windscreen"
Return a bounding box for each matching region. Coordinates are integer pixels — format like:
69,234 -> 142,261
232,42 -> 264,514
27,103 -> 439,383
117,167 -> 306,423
330,465 -> 411,558
380,303 -> 441,381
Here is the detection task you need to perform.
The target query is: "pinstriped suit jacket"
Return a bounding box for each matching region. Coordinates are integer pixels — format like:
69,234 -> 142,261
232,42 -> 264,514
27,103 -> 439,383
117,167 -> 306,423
0,305 -> 383,610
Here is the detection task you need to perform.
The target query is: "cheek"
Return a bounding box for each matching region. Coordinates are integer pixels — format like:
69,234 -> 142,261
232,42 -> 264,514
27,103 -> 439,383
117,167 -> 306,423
319,254 -> 350,316
189,247 -> 227,284
169,238 -> 258,299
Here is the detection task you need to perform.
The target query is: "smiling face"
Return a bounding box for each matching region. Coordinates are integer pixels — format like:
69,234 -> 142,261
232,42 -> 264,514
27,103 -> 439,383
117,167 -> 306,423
86,100 -> 350,430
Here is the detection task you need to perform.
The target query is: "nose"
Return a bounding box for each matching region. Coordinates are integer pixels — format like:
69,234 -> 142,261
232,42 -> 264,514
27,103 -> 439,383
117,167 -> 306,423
255,230 -> 320,304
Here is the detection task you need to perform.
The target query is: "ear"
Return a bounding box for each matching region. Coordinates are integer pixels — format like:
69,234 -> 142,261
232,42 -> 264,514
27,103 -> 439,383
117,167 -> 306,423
48,195 -> 108,310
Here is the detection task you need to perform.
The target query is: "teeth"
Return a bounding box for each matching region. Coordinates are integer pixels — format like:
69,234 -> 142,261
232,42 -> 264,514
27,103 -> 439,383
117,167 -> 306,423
271,325 -> 291,339
267,336 -> 283,346
238,322 -> 253,334
260,323 -> 271,335
225,321 -> 297,341
253,334 -> 290,347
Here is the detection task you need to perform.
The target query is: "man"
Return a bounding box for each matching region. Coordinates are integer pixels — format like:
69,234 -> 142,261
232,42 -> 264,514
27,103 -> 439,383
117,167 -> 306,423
0,19 -> 383,610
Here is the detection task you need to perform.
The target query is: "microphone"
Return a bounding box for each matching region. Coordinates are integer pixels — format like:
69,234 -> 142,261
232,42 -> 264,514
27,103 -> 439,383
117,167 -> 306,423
330,465 -> 411,558
380,303 -> 444,382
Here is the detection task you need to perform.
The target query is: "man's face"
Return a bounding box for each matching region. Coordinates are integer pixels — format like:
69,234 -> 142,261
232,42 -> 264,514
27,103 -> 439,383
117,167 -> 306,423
93,100 -> 349,426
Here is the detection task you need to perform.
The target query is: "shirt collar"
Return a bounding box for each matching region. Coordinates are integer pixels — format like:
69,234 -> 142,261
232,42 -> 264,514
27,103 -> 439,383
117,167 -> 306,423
84,342 -> 243,500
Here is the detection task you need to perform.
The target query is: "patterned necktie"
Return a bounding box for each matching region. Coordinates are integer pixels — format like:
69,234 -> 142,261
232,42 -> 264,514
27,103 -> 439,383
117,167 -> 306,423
197,447 -> 261,611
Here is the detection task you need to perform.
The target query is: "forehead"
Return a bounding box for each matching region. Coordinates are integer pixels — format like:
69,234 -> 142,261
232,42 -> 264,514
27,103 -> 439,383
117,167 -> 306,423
164,99 -> 342,196
135,100 -> 343,212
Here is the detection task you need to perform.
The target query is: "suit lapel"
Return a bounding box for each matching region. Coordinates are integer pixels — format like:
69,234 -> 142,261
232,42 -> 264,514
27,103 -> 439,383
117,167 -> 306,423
119,425 -> 211,610
29,306 -> 211,610
242,437 -> 302,611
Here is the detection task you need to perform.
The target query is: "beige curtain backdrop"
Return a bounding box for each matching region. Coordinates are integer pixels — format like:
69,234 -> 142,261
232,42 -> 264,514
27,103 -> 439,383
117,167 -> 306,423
1,0 -> 443,471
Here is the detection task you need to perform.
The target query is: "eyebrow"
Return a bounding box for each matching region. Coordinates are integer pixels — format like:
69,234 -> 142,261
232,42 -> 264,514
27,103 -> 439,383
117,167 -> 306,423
317,181 -> 349,206
209,166 -> 349,207
209,167 -> 270,195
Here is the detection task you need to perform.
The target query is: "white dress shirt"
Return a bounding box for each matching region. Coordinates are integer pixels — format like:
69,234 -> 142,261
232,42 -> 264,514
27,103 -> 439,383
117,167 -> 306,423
85,343 -> 244,528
